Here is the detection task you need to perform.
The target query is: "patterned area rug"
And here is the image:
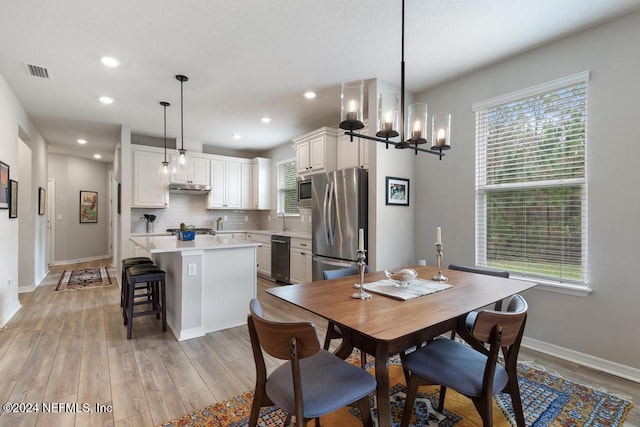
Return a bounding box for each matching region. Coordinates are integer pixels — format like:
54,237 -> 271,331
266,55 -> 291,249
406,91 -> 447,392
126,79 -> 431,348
55,267 -> 112,291
159,355 -> 633,426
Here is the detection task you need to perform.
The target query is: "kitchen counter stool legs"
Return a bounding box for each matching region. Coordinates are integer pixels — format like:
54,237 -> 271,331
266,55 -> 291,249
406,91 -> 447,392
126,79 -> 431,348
124,265 -> 167,339
120,257 -> 154,311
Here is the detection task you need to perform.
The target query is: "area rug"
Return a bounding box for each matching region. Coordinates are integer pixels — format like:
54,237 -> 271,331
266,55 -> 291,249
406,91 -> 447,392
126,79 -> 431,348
55,267 -> 112,291
159,355 -> 633,426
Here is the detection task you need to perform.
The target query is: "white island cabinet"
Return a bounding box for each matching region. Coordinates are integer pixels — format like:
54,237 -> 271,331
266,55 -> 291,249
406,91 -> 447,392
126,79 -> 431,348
129,235 -> 259,341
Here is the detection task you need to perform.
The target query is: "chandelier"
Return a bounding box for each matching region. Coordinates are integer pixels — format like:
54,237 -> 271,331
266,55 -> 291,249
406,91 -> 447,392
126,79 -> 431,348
339,0 -> 452,159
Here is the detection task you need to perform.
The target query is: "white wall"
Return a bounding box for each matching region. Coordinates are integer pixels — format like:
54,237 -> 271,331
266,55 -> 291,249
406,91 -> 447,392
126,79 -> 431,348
415,11 -> 640,370
368,78 -> 417,271
48,153 -> 111,263
0,73 -> 48,325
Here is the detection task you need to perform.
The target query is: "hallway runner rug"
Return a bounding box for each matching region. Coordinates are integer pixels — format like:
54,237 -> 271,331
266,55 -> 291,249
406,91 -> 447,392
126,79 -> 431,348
159,356 -> 633,426
55,267 -> 112,291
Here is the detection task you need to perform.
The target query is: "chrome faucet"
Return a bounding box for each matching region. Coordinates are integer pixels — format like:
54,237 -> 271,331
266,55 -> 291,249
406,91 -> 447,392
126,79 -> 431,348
276,212 -> 288,232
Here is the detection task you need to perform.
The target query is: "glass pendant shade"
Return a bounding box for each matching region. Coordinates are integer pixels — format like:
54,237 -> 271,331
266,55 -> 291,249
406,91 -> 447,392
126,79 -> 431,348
407,103 -> 428,143
159,161 -> 171,183
431,113 -> 452,150
339,79 -> 365,130
376,91 -> 400,138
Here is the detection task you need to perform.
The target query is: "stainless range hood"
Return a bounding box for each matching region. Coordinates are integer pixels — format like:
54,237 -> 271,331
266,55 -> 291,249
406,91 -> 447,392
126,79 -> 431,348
168,182 -> 211,195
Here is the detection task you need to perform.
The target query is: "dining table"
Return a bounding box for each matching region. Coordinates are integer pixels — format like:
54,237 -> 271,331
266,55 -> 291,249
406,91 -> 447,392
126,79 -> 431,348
266,265 -> 536,427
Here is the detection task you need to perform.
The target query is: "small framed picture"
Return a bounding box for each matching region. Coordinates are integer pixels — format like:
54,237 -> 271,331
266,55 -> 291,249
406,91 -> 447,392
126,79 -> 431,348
385,176 -> 410,206
38,187 -> 46,215
0,161 -> 9,209
79,190 -> 98,223
9,179 -> 18,218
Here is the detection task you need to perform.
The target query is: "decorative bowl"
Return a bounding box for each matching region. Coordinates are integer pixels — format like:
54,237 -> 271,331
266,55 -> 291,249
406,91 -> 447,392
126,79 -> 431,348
178,230 -> 196,241
384,268 -> 418,287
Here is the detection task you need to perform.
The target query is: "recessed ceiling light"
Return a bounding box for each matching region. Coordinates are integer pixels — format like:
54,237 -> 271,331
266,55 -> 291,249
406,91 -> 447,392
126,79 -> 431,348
93,154 -> 102,159
99,96 -> 114,104
100,56 -> 120,67
77,139 -> 87,145
304,91 -> 316,99
232,134 -> 242,140
260,116 -> 271,123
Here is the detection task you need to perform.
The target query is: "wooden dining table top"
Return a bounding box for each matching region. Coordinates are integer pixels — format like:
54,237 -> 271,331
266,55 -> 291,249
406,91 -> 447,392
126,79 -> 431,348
266,265 -> 536,342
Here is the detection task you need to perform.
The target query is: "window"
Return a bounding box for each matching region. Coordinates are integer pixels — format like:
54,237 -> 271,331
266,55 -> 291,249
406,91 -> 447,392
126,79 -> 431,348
473,72 -> 589,286
277,159 -> 298,215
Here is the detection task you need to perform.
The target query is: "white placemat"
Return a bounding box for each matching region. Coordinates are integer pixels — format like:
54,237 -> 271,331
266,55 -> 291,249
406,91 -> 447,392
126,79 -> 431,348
362,278 -> 452,301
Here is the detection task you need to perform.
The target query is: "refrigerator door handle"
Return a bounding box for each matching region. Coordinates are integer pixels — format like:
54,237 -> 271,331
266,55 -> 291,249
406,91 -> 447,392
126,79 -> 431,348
327,181 -> 335,245
322,183 -> 330,245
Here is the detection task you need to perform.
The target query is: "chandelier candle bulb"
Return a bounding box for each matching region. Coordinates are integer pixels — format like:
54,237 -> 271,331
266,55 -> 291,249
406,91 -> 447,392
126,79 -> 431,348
412,122 -> 422,140
436,129 -> 446,146
436,226 -> 442,244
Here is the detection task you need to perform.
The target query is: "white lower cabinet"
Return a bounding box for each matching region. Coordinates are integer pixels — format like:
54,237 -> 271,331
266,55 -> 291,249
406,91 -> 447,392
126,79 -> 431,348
290,237 -> 312,284
247,233 -> 271,277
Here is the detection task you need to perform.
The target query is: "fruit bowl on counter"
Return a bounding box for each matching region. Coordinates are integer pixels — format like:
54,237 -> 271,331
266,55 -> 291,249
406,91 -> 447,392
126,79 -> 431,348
384,268 -> 418,287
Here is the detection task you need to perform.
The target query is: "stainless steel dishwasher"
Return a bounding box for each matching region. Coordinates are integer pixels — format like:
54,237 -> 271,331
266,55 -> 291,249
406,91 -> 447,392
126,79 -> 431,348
270,235 -> 290,284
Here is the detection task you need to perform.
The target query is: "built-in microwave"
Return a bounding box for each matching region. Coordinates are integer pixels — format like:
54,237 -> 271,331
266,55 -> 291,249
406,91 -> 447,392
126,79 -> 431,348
297,177 -> 312,208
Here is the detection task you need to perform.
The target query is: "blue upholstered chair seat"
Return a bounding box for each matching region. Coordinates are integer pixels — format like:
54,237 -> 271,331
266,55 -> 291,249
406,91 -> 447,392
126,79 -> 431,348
266,349 -> 376,419
403,338 -> 509,397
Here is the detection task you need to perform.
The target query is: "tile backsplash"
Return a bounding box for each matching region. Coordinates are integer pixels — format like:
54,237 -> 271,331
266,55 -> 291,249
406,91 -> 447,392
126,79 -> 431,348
131,194 -> 312,234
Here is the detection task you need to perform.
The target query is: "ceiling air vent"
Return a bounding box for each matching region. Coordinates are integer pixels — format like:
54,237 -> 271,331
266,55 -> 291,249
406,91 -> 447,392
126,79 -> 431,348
24,63 -> 51,79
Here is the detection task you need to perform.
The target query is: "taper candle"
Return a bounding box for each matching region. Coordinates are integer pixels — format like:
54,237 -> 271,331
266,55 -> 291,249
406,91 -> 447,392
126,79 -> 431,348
436,226 -> 442,244
358,228 -> 365,251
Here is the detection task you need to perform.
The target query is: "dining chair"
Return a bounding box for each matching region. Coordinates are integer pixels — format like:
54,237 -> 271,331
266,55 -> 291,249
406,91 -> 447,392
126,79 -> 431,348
323,266 -> 370,368
247,299 -> 376,427
448,264 -> 510,336
400,294 -> 528,427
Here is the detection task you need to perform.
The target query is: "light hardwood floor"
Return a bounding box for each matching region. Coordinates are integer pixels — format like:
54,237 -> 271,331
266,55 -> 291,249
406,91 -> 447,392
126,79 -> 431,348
0,259 -> 637,426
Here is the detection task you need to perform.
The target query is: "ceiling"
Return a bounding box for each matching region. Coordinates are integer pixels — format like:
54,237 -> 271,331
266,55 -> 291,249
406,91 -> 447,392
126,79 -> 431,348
1,0 -> 639,163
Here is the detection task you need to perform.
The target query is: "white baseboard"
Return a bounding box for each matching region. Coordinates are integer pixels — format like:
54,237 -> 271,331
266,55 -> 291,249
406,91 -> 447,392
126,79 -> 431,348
49,254 -> 111,266
0,300 -> 22,327
18,284 -> 35,293
522,336 -> 640,384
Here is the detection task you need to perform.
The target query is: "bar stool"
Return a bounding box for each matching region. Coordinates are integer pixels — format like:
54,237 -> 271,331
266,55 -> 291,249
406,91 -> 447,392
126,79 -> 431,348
120,257 -> 154,310
124,264 -> 167,339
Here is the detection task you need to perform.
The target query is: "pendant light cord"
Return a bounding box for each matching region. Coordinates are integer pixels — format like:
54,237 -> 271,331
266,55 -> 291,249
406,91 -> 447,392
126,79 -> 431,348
180,79 -> 184,151
163,103 -> 168,162
400,0 -> 406,142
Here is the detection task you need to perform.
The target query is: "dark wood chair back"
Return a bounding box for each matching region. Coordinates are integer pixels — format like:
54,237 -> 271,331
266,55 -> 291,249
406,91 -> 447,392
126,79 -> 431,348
249,299 -> 320,360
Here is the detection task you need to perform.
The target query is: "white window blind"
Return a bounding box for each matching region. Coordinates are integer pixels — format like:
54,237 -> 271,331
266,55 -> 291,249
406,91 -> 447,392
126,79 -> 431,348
277,159 -> 299,215
474,72 -> 589,285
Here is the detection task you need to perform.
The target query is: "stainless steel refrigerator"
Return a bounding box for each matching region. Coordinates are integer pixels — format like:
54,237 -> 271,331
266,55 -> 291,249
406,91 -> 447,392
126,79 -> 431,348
311,167 -> 368,281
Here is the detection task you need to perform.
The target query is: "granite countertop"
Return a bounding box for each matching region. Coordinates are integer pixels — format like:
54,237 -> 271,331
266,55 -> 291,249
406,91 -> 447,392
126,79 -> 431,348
130,235 -> 260,253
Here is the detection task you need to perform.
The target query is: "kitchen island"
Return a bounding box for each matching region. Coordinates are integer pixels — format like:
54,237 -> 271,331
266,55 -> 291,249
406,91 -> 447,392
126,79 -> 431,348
129,234 -> 260,341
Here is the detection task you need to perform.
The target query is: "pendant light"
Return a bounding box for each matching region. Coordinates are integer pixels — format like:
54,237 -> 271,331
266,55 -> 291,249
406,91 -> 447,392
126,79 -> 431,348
174,74 -> 191,176
159,101 -> 171,183
339,0 -> 452,159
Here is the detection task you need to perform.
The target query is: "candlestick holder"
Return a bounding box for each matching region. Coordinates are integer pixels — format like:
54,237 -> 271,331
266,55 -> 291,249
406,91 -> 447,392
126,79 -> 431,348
351,250 -> 372,299
432,243 -> 448,281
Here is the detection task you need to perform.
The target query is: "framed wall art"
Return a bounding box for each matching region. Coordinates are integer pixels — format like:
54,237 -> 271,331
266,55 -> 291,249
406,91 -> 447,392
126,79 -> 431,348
0,161 -> 9,209
79,190 -> 98,223
9,179 -> 18,218
38,187 -> 46,215
385,176 -> 410,206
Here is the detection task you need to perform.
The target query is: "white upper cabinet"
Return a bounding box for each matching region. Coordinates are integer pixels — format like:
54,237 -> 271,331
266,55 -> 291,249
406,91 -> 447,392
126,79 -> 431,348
337,125 -> 369,170
241,162 -> 252,209
209,158 -> 242,209
293,127 -> 338,176
132,147 -> 168,208
170,154 -> 210,185
251,157 -> 272,210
